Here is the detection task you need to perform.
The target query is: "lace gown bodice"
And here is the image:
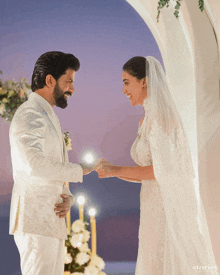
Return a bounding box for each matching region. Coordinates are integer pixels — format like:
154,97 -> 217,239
130,119 -> 166,275
130,123 -> 152,167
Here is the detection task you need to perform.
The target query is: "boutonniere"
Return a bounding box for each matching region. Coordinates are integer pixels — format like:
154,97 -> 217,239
64,131 -> 72,151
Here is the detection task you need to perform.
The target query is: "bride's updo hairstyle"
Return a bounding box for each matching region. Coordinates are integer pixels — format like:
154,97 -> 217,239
122,56 -> 149,80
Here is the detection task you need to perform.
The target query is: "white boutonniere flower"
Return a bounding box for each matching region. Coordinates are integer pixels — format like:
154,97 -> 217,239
64,131 -> 72,151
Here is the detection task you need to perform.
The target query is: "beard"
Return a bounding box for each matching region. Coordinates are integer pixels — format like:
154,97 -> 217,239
53,83 -> 71,109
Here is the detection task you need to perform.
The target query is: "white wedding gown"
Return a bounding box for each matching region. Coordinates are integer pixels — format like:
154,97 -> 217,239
131,119 -> 219,275
131,123 -> 166,275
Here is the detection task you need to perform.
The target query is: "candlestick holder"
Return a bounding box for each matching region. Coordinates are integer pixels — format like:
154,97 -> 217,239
89,208 -> 97,257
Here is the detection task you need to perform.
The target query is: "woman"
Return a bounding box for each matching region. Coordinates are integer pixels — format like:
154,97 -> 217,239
95,56 -> 219,274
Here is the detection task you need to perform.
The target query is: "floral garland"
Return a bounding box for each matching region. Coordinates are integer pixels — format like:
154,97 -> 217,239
64,220 -> 106,275
157,0 -> 204,22
0,71 -> 31,122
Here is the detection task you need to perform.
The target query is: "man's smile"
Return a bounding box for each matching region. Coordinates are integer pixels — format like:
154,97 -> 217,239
64,92 -> 72,99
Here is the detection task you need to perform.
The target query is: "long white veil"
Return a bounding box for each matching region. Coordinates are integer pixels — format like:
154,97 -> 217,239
142,56 -> 219,274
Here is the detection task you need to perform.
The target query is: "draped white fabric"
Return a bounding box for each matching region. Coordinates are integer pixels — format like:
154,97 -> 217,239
133,56 -> 219,274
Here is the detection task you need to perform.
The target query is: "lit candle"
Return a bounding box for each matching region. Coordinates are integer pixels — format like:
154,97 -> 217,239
65,181 -> 71,235
89,208 -> 97,257
77,196 -> 85,221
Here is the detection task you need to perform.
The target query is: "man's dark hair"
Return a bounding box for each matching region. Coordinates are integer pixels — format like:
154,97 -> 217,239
123,56 -> 149,80
31,51 -> 80,92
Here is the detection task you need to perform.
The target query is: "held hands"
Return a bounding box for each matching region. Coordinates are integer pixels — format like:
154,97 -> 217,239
94,158 -> 116,178
54,194 -> 70,218
80,157 -> 116,177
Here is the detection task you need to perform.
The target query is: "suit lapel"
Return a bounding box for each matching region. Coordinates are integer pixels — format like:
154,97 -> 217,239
28,93 -> 64,160
46,112 -> 64,159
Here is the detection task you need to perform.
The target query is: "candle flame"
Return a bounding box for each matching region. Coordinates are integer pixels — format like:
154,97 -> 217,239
81,149 -> 97,165
89,208 -> 96,217
77,195 -> 85,205
85,153 -> 94,164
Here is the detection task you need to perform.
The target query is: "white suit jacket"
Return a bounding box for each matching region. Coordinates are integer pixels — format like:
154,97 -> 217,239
9,92 -> 83,240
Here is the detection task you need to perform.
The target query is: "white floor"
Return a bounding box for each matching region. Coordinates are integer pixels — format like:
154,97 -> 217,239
104,262 -> 136,275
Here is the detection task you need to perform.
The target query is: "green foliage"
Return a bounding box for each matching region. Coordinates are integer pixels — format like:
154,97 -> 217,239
157,0 -> 205,22
198,0 -> 204,11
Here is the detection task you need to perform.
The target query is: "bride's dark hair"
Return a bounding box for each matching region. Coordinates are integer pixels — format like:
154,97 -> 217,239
123,56 -> 149,80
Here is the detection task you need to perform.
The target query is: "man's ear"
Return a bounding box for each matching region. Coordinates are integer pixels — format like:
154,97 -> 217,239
142,76 -> 147,87
45,74 -> 56,88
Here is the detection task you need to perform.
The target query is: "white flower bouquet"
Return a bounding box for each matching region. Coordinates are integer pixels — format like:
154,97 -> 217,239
64,219 -> 106,275
64,131 -> 72,151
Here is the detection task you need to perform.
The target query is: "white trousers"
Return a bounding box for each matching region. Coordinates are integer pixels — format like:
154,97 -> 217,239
14,232 -> 65,275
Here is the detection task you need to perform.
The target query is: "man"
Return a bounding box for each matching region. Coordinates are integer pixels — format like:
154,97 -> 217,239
9,51 -> 92,275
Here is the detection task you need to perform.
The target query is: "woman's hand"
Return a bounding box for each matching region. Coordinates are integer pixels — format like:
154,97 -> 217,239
94,158 -> 117,178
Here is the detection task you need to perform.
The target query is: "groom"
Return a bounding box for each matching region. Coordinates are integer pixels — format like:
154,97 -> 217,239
9,51 -> 93,275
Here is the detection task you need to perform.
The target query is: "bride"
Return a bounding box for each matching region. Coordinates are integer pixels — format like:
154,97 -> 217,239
95,56 -> 219,274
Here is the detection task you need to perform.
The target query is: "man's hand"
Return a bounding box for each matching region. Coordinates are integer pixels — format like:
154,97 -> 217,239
94,158 -> 116,178
54,194 -> 70,218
